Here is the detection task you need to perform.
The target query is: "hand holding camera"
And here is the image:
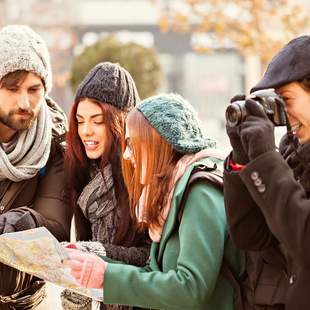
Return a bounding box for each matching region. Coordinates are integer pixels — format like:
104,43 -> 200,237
239,99 -> 276,160
226,90 -> 286,162
226,95 -> 249,164
226,89 -> 287,127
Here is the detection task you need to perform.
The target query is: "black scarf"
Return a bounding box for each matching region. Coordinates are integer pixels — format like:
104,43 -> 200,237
279,134 -> 310,196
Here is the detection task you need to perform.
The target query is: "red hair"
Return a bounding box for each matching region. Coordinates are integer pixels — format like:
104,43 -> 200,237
65,98 -> 139,245
122,109 -> 182,229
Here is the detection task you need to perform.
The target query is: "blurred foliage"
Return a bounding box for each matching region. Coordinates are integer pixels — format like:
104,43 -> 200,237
159,0 -> 309,66
70,35 -> 163,99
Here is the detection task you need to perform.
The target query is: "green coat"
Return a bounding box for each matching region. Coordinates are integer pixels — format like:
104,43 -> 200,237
103,157 -> 243,310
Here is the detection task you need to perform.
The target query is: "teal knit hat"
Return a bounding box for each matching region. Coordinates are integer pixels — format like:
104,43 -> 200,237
136,93 -> 216,154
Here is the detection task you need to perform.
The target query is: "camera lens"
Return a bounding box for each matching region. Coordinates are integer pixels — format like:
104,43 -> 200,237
226,104 -> 243,127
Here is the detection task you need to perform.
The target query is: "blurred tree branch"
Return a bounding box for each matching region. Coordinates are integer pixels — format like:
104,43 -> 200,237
158,0 -> 309,67
70,35 -> 163,99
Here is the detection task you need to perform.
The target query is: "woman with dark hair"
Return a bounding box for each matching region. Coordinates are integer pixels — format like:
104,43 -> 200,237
61,62 -> 150,310
63,93 -> 243,310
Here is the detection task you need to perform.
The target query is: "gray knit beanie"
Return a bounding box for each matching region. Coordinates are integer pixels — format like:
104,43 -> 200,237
136,93 -> 216,154
75,62 -> 140,112
0,25 -> 52,93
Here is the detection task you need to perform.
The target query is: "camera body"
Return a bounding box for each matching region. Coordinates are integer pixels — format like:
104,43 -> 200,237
225,89 -> 287,127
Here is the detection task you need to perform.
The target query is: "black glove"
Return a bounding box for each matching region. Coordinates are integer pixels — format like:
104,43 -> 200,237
226,94 -> 249,164
239,98 -> 275,161
0,209 -> 38,234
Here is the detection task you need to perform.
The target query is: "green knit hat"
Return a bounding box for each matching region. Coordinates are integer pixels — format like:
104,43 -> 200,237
136,93 -> 216,154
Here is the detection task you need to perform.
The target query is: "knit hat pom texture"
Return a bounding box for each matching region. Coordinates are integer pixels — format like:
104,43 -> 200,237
0,25 -> 52,93
137,93 -> 215,154
75,62 -> 139,111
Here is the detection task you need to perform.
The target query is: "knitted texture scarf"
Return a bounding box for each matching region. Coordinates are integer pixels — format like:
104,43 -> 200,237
62,163 -> 133,310
77,163 -> 117,244
0,100 -> 52,182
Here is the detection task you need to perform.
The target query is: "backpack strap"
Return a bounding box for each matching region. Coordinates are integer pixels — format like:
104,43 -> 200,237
178,163 -> 223,223
178,164 -> 245,310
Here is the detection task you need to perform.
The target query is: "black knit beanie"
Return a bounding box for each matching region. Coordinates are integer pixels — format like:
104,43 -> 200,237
75,62 -> 140,111
251,35 -> 310,92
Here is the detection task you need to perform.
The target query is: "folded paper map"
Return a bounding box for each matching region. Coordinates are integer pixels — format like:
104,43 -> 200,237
0,227 -> 103,301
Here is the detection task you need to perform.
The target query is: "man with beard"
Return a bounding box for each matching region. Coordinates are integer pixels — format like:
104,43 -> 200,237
0,25 -> 71,309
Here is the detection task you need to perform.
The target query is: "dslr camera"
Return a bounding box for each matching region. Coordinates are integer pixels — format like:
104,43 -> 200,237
225,89 -> 287,127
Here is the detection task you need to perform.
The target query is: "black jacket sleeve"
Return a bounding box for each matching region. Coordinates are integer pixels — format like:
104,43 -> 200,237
224,155 -> 277,250
240,151 -> 310,267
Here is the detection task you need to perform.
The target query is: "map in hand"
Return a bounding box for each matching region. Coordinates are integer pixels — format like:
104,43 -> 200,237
0,227 -> 103,301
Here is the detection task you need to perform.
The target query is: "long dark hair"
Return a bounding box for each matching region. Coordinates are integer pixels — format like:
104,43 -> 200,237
65,98 -> 138,246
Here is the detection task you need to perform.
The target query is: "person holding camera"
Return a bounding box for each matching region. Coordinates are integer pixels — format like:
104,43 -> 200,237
224,35 -> 310,310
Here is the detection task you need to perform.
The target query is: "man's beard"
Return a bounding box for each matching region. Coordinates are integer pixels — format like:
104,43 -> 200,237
0,109 -> 35,131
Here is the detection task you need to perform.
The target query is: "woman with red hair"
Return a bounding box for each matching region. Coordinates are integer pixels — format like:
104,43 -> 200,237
62,62 -> 150,310
64,93 -> 243,310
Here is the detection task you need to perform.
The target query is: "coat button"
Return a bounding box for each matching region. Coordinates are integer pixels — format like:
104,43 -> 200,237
289,274 -> 296,285
254,178 -> 262,186
0,205 -> 4,212
250,172 -> 259,180
257,184 -> 266,193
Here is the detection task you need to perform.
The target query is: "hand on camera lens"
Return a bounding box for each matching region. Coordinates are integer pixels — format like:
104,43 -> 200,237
240,98 -> 275,161
226,124 -> 249,164
230,94 -> 246,103
226,94 -> 249,164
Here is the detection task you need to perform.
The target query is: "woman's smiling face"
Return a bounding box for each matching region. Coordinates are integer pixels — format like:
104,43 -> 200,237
76,99 -> 111,159
277,81 -> 310,144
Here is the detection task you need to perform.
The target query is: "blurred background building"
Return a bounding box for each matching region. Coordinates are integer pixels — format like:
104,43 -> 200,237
0,0 -> 309,151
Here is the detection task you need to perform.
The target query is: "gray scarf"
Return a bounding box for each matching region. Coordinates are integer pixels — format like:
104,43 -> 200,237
0,100 -> 52,182
67,163 -> 134,310
77,163 -> 117,243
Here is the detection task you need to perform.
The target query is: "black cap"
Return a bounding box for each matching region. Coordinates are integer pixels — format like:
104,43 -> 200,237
251,36 -> 310,93
75,62 -> 140,112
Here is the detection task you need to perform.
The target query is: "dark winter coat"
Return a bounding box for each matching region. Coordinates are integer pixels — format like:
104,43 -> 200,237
0,98 -> 71,308
0,97 -> 70,240
224,146 -> 310,310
